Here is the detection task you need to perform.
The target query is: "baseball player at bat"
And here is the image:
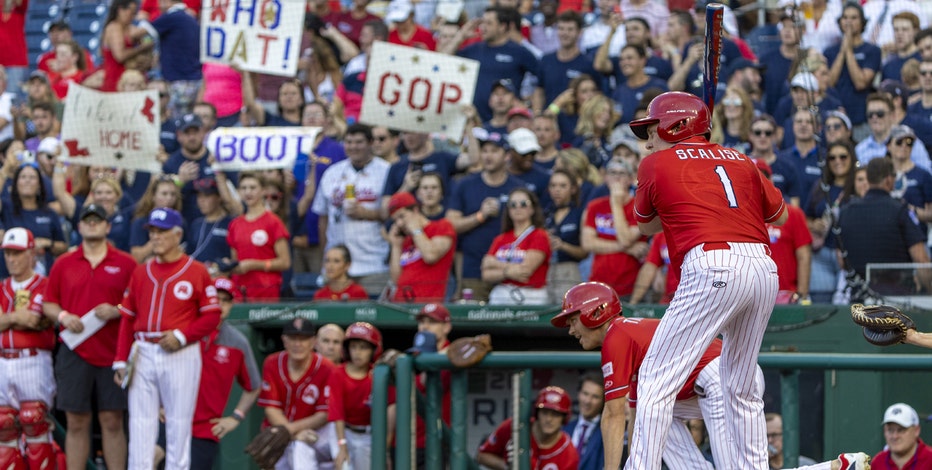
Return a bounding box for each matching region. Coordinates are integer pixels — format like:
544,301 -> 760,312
628,91 -> 787,469
551,282 -> 871,470
112,208 -> 221,470
0,228 -> 57,470
43,204 -> 137,470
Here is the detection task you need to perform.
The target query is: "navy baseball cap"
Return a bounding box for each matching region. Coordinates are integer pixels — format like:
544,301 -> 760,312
406,331 -> 438,354
472,127 -> 510,150
491,79 -> 516,95
283,317 -> 316,337
144,208 -> 183,230
80,204 -> 108,221
176,113 -> 203,131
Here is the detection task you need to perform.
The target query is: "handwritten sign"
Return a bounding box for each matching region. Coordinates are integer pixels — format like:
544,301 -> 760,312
206,126 -> 320,171
359,42 -> 479,138
60,84 -> 162,173
200,0 -> 307,77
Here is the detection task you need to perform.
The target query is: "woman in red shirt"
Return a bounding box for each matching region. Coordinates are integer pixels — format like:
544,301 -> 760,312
101,0 -> 154,92
226,172 -> 291,301
481,188 -> 552,305
313,246 -> 369,301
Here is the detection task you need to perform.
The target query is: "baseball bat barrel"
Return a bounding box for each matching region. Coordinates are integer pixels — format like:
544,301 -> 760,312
704,3 -> 725,114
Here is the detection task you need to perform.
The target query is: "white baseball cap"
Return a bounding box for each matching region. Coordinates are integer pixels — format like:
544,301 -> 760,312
36,137 -> 60,156
507,128 -> 541,156
883,403 -> 920,428
385,1 -> 414,23
790,72 -> 819,92
1,227 -> 35,250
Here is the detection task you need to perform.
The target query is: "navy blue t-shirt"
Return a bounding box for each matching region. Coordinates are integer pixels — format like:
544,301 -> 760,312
446,173 -> 527,278
823,42 -> 882,125
557,113 -> 579,146
767,156 -> 803,204
162,151 -> 217,221
882,51 -> 920,82
1,174 -> 56,204
383,151 -> 459,197
538,51 -> 599,105
545,204 -> 584,263
759,48 -> 793,116
152,7 -> 202,81
160,118 -> 179,155
609,55 -> 674,88
458,41 -> 540,121
778,145 -> 824,208
512,166 -> 552,208
186,215 -> 233,263
682,38 -> 742,98
263,109 -> 300,127
611,77 -> 668,124
0,203 -> 65,277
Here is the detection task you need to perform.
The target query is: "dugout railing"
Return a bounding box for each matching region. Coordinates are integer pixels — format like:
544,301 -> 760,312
371,352 -> 932,470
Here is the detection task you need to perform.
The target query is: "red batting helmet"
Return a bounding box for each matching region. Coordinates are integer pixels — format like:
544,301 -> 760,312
344,322 -> 383,362
550,282 -> 622,329
629,91 -> 712,143
535,386 -> 572,423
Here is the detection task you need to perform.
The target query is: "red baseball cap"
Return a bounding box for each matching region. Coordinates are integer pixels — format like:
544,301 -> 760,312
417,303 -> 451,322
214,277 -> 236,296
1,228 -> 35,250
507,106 -> 532,120
388,192 -> 418,216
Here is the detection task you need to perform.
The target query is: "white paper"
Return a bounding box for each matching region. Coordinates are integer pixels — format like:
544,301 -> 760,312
60,309 -> 107,350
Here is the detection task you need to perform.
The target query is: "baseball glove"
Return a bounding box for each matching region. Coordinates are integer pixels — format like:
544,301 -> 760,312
851,304 -> 916,346
245,425 -> 292,469
447,334 -> 492,368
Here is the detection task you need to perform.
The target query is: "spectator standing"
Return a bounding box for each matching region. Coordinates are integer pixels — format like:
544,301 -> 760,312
386,1 -> 437,51
380,131 -> 466,211
578,0 -> 625,56
101,0 -> 155,92
529,0 -> 560,55
533,115 -> 561,170
315,323 -> 345,365
747,116 -> 800,207
534,11 -> 599,114
313,246 -> 370,301
710,87 -> 754,154
871,403 -> 932,469
507,129 -> 550,205
856,94 -> 931,172
887,126 -> 932,228
43,205 -> 136,470
129,176 -> 182,263
778,109 -> 825,209
151,0 -> 202,116
388,192 -> 456,303
415,172 -> 447,221
49,40 -> 93,99
611,44 -> 669,125
0,67 -> 12,141
824,2 -> 880,133
0,164 -> 67,276
162,113 -> 219,221
759,13 -> 801,116
545,74 -> 600,146
38,21 -> 97,77
0,0 -> 27,96
906,60 -> 932,141
861,0 -> 926,54
325,0 -> 381,46
544,169 -> 587,302
199,63 -> 243,127
241,73 -> 304,127
186,178 -> 239,268
881,12 -> 922,82
564,373 -> 605,470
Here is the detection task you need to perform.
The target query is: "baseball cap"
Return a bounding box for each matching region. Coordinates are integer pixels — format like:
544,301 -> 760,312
388,191 -> 418,216
888,124 -> 917,144
417,303 -> 451,322
605,158 -> 634,174
825,110 -> 852,131
214,277 -> 236,296
506,106 -> 533,121
507,128 -> 541,155
193,178 -> 219,195
2,228 -> 35,250
790,72 -> 819,92
879,79 -> 907,100
385,0 -> 414,22
609,127 -> 640,154
283,317 -> 316,336
491,79 -> 516,95
80,203 -> 108,221
28,70 -> 49,84
472,128 -> 510,150
36,137 -> 60,156
144,208 -> 184,230
883,403 -> 920,428
752,158 -> 772,178
176,113 -> 203,131
406,331 -> 438,354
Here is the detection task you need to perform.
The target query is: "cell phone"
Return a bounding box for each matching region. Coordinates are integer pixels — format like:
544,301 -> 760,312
410,161 -> 425,172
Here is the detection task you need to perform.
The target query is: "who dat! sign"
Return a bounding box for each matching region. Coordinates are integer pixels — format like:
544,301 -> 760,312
200,0 -> 306,77
359,42 -> 478,138
206,127 -> 320,171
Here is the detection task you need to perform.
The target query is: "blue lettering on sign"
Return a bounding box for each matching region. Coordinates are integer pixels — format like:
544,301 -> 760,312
210,133 -> 309,164
264,135 -> 287,161
205,26 -> 225,58
233,0 -> 256,26
239,136 -> 262,162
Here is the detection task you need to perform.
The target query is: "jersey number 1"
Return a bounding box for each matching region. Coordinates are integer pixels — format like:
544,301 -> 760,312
714,166 -> 738,208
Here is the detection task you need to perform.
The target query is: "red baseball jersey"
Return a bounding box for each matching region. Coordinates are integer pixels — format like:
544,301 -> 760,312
0,274 -> 52,350
601,317 -> 722,405
584,196 -> 646,295
766,205 -> 812,292
871,438 -> 932,470
634,137 -> 786,267
486,228 -> 552,288
388,26 -> 437,51
44,244 -> 136,367
478,418 -> 580,470
313,283 -> 369,301
327,365 -> 374,427
394,219 -> 456,302
193,324 -> 261,441
227,210 -> 290,300
644,232 -> 679,303
258,351 -> 334,425
115,255 -> 221,362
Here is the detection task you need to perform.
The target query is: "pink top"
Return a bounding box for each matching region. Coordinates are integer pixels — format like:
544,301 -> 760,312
202,63 -> 244,118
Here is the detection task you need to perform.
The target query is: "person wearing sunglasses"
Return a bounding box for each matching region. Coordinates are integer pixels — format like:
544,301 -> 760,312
823,110 -> 854,146
856,93 -> 932,173
481,188 -> 551,305
885,125 -> 932,226
710,87 -> 753,155
774,71 -> 844,150
748,115 -> 802,208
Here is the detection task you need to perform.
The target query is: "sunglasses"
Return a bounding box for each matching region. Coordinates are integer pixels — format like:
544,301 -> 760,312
827,153 -> 849,161
895,138 -> 915,147
722,98 -> 742,107
867,110 -> 887,119
920,70 -> 932,76
373,135 -> 391,142
825,123 -> 845,131
508,200 -> 532,208
751,129 -> 774,137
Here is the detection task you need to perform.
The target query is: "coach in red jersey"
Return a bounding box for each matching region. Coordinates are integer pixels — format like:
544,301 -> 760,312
112,208 -> 221,470
629,91 -> 788,470
258,318 -> 336,469
43,204 -> 136,470
0,228 -> 57,470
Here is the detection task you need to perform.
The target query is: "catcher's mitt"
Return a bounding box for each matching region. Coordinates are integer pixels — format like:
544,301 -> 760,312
851,304 -> 916,346
447,334 -> 492,368
245,425 -> 292,469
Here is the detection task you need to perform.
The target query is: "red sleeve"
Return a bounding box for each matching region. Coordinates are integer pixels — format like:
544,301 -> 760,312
115,272 -> 140,363
584,200 -> 598,228
315,364 -> 333,414
43,259 -> 63,305
526,229 -> 552,258
478,419 -> 511,456
326,368 -> 346,422
760,171 -> 787,223
29,278 -> 47,314
634,156 -> 657,222
348,284 -> 369,300
601,327 -> 636,401
225,218 -> 238,247
787,207 -> 813,248
486,234 -> 507,256
272,215 -> 290,241
258,355 -> 283,408
180,264 -> 221,345
645,234 -> 664,267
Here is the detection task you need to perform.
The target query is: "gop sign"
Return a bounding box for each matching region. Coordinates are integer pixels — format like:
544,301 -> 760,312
359,41 -> 478,138
205,126 -> 320,171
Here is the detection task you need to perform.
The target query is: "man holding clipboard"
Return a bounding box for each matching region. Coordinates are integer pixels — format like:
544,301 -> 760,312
43,204 -> 137,470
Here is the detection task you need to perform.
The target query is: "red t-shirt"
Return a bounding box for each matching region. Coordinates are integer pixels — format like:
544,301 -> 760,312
0,0 -> 28,67
116,255 -> 221,362
478,418 -> 580,469
601,317 -> 722,405
327,365 -> 373,427
634,137 -> 786,268
258,351 -> 334,425
766,205 -> 812,292
227,211 -> 290,301
38,49 -> 97,76
325,11 -> 381,46
193,325 -> 259,441
486,227 -> 552,288
644,232 -> 679,303
395,219 -> 456,302
388,26 -> 437,51
44,244 -> 136,367
313,282 -> 369,301
584,196 -> 646,296
0,274 -> 52,350
50,71 -> 89,99
871,439 -> 932,470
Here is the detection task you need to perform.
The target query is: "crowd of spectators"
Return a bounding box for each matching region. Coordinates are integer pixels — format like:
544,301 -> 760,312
4,0 -> 932,305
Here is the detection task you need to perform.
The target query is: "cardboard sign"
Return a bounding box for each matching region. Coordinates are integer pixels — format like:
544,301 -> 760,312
206,126 -> 320,171
359,42 -> 479,138
200,0 -> 307,77
60,84 -> 162,173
